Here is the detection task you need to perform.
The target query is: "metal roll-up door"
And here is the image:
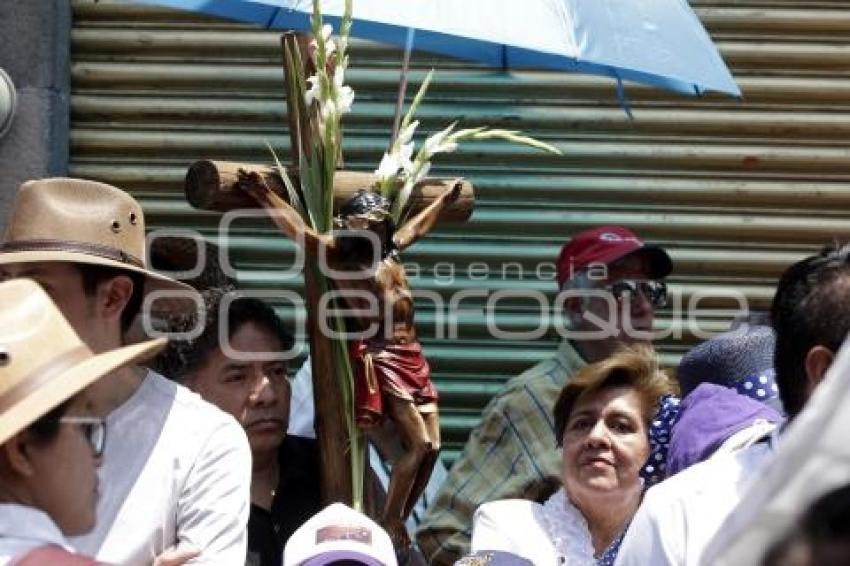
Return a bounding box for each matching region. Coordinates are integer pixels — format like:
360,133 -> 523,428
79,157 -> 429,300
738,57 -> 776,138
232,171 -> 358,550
71,0 -> 850,463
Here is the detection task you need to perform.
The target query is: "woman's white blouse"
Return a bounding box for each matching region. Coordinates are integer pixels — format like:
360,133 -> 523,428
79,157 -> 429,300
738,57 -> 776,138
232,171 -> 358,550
470,488 -> 598,566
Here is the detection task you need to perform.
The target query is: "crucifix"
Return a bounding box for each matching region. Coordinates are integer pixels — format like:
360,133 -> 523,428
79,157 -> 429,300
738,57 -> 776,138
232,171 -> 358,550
183,32 -> 474,547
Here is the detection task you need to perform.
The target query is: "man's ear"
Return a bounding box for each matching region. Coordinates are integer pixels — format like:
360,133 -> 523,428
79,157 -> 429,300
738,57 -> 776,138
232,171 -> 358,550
99,275 -> 134,322
804,345 -> 835,395
1,433 -> 36,478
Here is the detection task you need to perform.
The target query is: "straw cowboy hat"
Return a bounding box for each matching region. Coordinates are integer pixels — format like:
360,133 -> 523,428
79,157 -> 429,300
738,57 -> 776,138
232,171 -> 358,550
0,278 -> 166,446
0,178 -> 196,310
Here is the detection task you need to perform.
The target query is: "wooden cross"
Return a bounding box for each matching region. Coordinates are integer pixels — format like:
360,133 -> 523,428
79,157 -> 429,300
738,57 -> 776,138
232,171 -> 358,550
182,32 -> 475,509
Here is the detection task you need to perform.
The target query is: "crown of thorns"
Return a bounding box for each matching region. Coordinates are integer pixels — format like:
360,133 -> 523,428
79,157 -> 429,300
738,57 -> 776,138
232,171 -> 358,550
333,189 -> 391,228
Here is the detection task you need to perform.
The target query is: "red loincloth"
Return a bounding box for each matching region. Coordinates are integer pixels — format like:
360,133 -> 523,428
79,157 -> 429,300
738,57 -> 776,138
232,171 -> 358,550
351,339 -> 438,428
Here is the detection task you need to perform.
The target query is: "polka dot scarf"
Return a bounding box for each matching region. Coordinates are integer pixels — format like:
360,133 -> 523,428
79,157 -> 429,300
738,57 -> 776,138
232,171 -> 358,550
639,394 -> 681,487
735,368 -> 779,403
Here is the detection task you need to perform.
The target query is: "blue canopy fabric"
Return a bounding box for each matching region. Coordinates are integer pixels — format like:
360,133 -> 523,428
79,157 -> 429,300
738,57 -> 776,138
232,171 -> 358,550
136,0 -> 741,98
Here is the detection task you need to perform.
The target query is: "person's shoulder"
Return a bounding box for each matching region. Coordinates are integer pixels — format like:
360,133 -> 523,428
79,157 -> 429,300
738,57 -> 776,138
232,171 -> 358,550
475,498 -> 541,520
473,499 -> 546,549
145,370 -> 244,433
464,353 -> 569,436
644,442 -> 772,505
492,351 -> 572,401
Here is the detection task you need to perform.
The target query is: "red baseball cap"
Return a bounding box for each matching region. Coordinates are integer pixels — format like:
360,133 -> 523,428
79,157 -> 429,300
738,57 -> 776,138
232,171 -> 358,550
556,225 -> 672,287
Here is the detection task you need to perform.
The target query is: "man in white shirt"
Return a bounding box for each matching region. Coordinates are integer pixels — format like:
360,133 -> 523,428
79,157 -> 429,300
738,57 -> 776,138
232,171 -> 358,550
614,243 -> 850,566
0,178 -> 252,565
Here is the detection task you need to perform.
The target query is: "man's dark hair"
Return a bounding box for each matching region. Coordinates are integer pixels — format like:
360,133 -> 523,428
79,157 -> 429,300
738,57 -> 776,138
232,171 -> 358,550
75,263 -> 146,334
152,293 -> 295,381
771,243 -> 850,418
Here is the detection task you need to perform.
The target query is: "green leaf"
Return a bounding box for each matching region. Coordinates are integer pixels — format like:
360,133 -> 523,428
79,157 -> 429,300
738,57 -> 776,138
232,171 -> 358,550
265,141 -> 307,217
472,130 -> 562,154
400,68 -> 434,135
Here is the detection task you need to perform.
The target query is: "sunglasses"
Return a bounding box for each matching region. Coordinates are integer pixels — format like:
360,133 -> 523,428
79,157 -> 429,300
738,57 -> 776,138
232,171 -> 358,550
604,279 -> 668,308
60,416 -> 107,458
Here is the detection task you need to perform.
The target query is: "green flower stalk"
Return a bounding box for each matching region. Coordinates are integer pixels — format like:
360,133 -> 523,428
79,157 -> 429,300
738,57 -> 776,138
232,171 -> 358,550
375,70 -> 562,223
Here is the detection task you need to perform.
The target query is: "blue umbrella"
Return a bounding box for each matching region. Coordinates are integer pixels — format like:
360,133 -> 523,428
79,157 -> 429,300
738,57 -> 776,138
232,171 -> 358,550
135,0 -> 741,99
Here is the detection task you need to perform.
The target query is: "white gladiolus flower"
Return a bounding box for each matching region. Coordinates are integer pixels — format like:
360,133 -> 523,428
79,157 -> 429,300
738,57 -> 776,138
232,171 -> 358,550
420,122 -> 458,158
420,130 -> 449,159
415,162 -> 431,181
397,120 -> 419,146
307,25 -> 337,64
305,75 -> 321,106
375,152 -> 401,180
336,85 -> 354,114
321,99 -> 337,122
399,142 -> 414,171
328,67 -> 354,115
436,141 -> 458,154
320,25 -> 337,57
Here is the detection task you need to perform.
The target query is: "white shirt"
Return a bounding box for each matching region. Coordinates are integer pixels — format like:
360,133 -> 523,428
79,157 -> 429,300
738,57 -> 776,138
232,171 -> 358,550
287,358 -> 315,439
0,504 -> 76,565
613,441 -> 774,566
472,500 -> 559,565
69,371 -> 252,565
471,490 -> 598,566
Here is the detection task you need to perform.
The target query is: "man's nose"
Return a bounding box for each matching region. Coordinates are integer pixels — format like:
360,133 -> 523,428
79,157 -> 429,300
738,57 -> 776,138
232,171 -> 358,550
631,286 -> 654,315
250,371 -> 278,405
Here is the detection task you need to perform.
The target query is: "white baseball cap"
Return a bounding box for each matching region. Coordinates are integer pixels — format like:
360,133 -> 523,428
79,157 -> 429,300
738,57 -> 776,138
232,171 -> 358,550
283,503 -> 397,566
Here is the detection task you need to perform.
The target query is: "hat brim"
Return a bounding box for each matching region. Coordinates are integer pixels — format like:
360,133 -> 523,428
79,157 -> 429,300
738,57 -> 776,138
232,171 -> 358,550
0,337 -> 166,446
0,250 -> 199,313
302,550 -> 384,566
617,245 -> 673,279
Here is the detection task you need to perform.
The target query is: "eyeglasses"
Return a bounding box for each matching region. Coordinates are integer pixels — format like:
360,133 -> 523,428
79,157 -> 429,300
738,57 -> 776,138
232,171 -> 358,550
605,279 -> 668,308
60,416 -> 106,458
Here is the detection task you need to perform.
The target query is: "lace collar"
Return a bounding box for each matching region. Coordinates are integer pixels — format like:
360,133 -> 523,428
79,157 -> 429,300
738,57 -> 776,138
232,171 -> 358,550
540,489 -> 625,566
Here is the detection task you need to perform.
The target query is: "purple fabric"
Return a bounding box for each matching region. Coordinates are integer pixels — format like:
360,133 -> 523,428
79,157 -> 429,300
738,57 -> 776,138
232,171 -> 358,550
665,383 -> 784,478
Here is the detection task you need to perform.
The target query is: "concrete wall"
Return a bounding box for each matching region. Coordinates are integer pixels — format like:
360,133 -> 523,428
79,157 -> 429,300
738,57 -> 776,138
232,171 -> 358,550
0,0 -> 71,234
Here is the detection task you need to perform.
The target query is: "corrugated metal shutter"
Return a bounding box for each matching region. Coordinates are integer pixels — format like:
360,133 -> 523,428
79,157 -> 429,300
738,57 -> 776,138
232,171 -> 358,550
71,0 -> 850,463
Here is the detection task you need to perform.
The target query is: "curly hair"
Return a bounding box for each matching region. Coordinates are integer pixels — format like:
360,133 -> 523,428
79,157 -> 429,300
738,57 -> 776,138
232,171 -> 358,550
553,346 -> 677,446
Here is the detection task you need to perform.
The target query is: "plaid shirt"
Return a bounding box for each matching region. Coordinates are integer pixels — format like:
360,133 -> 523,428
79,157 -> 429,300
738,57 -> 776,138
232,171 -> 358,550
416,341 -> 586,565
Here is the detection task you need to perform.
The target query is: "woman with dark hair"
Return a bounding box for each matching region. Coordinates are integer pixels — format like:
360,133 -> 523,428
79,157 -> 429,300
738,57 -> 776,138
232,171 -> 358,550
469,347 -> 677,565
238,171 -> 461,546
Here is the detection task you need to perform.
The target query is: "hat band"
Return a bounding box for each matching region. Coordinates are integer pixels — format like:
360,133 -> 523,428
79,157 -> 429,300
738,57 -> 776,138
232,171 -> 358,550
0,345 -> 91,415
0,239 -> 144,269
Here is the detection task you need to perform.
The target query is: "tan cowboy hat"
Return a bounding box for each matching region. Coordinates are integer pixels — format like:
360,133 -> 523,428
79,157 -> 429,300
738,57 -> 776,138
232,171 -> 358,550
0,278 -> 167,446
0,178 -> 197,312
